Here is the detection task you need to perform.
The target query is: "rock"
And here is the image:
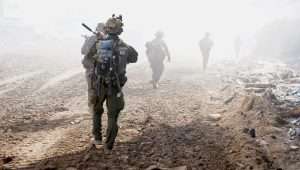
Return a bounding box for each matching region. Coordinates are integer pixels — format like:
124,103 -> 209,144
245,88 -> 266,93
1,156 -> 14,164
86,168 -> 98,170
288,128 -> 300,140
208,114 -> 222,121
290,145 -> 299,150
66,167 -> 77,170
243,128 -> 256,138
44,164 -> 57,170
74,119 -> 81,124
220,85 -> 230,92
249,128 -> 256,138
145,165 -> 161,170
245,83 -> 276,89
240,95 -> 255,112
256,139 -> 268,146
224,93 -> 236,104
83,152 -> 92,162
170,166 -> 188,170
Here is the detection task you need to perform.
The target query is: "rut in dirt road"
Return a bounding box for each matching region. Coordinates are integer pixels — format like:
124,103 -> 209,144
0,70 -> 45,87
36,68 -> 83,92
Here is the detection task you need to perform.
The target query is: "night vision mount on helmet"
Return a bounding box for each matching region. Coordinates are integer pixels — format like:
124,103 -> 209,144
104,14 -> 124,36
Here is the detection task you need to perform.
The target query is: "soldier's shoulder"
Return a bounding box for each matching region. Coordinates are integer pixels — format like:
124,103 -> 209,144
117,39 -> 130,47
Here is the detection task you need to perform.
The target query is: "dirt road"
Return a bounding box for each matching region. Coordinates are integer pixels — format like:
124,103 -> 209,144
0,56 -> 299,170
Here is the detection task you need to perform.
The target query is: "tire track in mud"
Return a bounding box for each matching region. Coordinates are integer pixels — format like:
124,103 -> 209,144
36,68 -> 83,92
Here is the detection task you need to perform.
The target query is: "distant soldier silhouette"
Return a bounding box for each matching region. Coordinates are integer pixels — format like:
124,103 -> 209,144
145,31 -> 171,88
199,32 -> 213,71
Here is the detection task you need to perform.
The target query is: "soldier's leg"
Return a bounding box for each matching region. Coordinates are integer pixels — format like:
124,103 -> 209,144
105,89 -> 125,150
150,62 -> 156,82
91,84 -> 106,142
156,61 -> 164,82
203,53 -> 209,71
86,69 -> 96,113
152,61 -> 163,82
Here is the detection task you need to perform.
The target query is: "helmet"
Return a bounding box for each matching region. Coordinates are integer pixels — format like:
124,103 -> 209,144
155,31 -> 164,38
104,14 -> 124,35
205,32 -> 211,37
96,22 -> 105,32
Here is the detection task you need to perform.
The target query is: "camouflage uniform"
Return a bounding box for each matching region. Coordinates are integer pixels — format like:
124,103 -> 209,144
199,33 -> 213,71
89,16 -> 138,150
145,31 -> 170,88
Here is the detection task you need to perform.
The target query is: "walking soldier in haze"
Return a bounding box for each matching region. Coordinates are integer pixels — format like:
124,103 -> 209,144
82,15 -> 138,150
145,31 -> 171,89
199,32 -> 213,71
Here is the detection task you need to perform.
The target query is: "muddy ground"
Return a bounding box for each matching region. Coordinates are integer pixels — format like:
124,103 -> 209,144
0,54 -> 300,170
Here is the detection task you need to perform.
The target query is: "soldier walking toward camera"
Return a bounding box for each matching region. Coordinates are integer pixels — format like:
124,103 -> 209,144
145,31 -> 171,89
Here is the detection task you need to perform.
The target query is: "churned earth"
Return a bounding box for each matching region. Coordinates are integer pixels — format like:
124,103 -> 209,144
0,55 -> 300,170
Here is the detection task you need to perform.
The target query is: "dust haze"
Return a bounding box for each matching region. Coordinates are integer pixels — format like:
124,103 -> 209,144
1,0 -> 300,170
2,0 -> 300,63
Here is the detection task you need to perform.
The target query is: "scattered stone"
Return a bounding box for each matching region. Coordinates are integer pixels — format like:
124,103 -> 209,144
146,165 -> 162,170
54,106 -> 69,112
245,88 -> 266,93
208,114 -> 222,121
74,119 -> 81,124
83,152 -> 92,162
290,145 -> 299,150
43,164 -> 57,170
1,156 -> 14,164
288,128 -> 300,140
245,83 -> 276,89
224,93 -> 236,104
170,166 -> 187,170
66,167 -> 77,170
243,128 -> 256,138
220,85 -> 230,92
290,118 -> 300,126
240,95 -> 255,112
256,139 -> 268,146
249,128 -> 256,138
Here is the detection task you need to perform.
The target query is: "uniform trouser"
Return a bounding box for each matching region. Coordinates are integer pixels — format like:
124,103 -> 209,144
86,69 -> 125,149
150,60 -> 164,83
86,70 -> 125,149
201,51 -> 210,71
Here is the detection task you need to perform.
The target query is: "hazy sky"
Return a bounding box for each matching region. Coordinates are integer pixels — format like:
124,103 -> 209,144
3,0 -> 300,59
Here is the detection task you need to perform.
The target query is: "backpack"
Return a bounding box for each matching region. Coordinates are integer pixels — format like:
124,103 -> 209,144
94,39 -> 115,78
81,35 -> 97,55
